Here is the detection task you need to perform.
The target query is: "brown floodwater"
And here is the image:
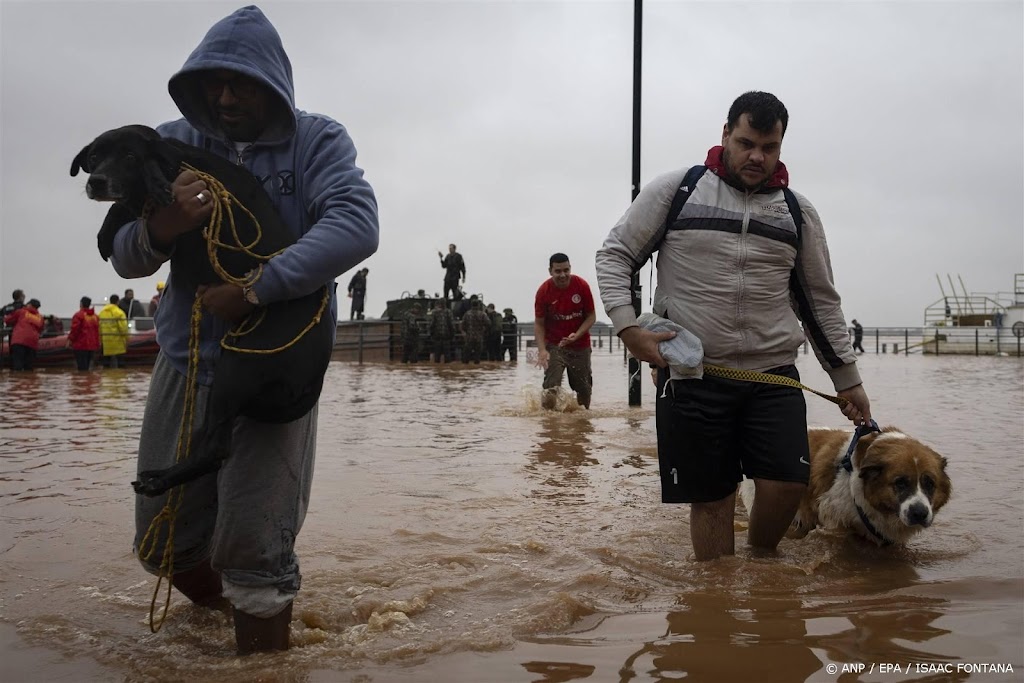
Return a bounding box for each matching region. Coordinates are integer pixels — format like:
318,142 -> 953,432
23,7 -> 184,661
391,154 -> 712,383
1,349 -> 1022,682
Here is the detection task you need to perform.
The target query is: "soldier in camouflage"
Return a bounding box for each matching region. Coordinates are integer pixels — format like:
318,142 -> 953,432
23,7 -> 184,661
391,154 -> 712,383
461,300 -> 491,364
429,299 -> 455,363
401,303 -> 423,363
485,303 -> 503,360
501,308 -> 518,361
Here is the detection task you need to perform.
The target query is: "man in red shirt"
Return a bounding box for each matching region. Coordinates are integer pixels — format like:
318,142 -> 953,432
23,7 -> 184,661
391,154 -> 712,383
534,253 -> 597,409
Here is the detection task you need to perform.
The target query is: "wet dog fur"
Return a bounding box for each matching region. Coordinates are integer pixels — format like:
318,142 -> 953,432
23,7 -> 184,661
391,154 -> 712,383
740,426 -> 951,546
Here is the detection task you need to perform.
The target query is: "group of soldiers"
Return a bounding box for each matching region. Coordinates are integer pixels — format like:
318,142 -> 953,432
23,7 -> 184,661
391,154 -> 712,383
400,294 -> 518,364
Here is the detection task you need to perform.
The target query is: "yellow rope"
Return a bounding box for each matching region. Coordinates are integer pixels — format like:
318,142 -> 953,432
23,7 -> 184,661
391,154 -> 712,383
703,363 -> 850,408
221,287 -> 330,354
137,296 -> 203,632
136,163 -> 328,630
183,162 -> 329,354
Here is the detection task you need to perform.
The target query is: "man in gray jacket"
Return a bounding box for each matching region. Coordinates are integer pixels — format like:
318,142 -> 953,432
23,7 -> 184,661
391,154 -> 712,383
595,91 -> 870,561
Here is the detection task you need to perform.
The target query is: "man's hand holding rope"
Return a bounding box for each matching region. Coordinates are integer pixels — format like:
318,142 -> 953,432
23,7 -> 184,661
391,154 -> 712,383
146,170 -> 214,251
837,384 -> 871,427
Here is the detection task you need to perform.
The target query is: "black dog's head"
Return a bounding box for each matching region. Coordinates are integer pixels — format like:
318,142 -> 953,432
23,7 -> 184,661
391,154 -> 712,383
71,125 -> 182,260
71,125 -> 179,213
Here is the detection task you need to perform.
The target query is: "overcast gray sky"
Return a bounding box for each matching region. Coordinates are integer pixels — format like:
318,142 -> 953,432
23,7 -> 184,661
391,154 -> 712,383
2,0 -> 1021,327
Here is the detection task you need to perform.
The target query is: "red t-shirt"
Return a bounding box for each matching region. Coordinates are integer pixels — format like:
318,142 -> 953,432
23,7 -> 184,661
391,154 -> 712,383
534,275 -> 595,349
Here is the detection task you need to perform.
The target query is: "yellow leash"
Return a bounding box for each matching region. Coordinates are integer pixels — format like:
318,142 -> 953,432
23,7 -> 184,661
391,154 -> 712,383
137,163 -> 327,631
702,364 -> 850,409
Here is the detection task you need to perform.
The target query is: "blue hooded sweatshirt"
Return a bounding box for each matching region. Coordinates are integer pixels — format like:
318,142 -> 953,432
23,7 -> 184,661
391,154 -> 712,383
110,5 -> 379,385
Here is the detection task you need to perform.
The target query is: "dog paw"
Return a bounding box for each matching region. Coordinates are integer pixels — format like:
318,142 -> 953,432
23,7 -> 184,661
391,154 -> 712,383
132,472 -> 169,497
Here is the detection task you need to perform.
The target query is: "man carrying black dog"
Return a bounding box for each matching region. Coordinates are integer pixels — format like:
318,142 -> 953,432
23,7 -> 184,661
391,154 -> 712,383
107,5 -> 378,654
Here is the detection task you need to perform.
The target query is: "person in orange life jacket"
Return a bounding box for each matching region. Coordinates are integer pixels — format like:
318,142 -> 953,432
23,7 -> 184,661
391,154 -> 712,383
596,91 -> 871,561
68,296 -> 101,371
4,298 -> 43,371
534,253 -> 596,410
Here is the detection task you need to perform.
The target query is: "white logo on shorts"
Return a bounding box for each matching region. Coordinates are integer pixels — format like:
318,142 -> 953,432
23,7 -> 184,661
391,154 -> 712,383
571,294 -> 581,304
799,456 -> 810,465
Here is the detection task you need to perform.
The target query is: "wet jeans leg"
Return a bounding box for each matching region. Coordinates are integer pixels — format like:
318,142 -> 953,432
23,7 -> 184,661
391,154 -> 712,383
135,353 -> 218,576
565,347 -> 593,408
214,405 -> 318,619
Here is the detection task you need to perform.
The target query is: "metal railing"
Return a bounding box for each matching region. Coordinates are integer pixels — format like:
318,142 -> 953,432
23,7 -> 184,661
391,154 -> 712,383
331,321 -> 1022,363
332,321 -> 626,364
923,296 -> 1007,328
852,326 -> 1022,357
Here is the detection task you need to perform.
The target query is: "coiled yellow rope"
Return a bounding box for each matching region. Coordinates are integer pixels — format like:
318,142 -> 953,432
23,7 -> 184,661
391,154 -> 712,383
137,163 -> 328,631
703,363 -> 849,408
183,162 -> 331,355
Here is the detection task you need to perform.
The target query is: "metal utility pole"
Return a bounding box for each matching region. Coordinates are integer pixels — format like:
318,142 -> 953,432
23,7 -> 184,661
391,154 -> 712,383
628,0 -> 643,406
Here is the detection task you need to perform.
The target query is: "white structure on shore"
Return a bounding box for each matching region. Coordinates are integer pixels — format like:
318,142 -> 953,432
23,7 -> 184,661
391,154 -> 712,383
916,274 -> 1024,355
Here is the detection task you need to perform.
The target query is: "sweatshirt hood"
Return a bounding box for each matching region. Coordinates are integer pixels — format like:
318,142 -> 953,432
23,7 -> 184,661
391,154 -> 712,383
168,5 -> 296,143
705,145 -> 789,190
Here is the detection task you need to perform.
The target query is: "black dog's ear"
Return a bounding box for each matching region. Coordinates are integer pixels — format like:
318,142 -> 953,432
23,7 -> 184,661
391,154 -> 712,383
143,139 -> 179,206
70,144 -> 91,177
97,203 -> 135,261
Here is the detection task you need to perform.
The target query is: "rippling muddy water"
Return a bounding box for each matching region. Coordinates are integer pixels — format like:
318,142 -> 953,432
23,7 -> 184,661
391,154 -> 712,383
1,351 -> 1022,682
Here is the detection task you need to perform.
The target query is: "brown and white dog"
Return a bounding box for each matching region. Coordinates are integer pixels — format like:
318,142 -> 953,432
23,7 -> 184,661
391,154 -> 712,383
742,425 -> 952,546
795,425 -> 951,545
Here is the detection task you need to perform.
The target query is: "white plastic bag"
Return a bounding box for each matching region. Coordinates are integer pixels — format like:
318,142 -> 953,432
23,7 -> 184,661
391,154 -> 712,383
636,312 -> 704,381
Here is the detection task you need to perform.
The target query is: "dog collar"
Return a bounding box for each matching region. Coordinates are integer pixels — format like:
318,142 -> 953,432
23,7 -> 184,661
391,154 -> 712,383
836,419 -> 891,545
856,504 -> 893,546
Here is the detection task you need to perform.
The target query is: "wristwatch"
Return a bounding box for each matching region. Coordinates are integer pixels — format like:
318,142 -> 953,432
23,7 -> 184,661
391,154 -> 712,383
242,283 -> 260,306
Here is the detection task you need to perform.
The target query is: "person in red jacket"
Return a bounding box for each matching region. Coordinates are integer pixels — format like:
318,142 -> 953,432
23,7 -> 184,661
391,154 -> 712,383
68,296 -> 101,371
4,298 -> 44,371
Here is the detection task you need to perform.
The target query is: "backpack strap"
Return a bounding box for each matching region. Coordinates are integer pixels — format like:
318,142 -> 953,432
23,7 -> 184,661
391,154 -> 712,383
664,165 -> 803,244
663,165 -> 709,232
781,186 -> 803,244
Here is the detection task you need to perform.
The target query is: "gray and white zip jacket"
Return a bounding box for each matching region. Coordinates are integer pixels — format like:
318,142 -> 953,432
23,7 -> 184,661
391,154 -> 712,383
595,161 -> 861,392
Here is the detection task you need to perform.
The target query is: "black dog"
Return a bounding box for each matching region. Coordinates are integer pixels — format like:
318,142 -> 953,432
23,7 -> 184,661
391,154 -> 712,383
71,125 -> 333,497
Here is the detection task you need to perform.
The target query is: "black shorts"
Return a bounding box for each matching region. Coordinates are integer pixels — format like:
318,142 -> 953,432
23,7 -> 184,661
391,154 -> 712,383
655,364 -> 810,504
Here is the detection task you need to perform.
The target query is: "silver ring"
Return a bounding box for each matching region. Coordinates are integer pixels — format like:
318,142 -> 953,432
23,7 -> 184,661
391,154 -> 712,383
196,191 -> 208,205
